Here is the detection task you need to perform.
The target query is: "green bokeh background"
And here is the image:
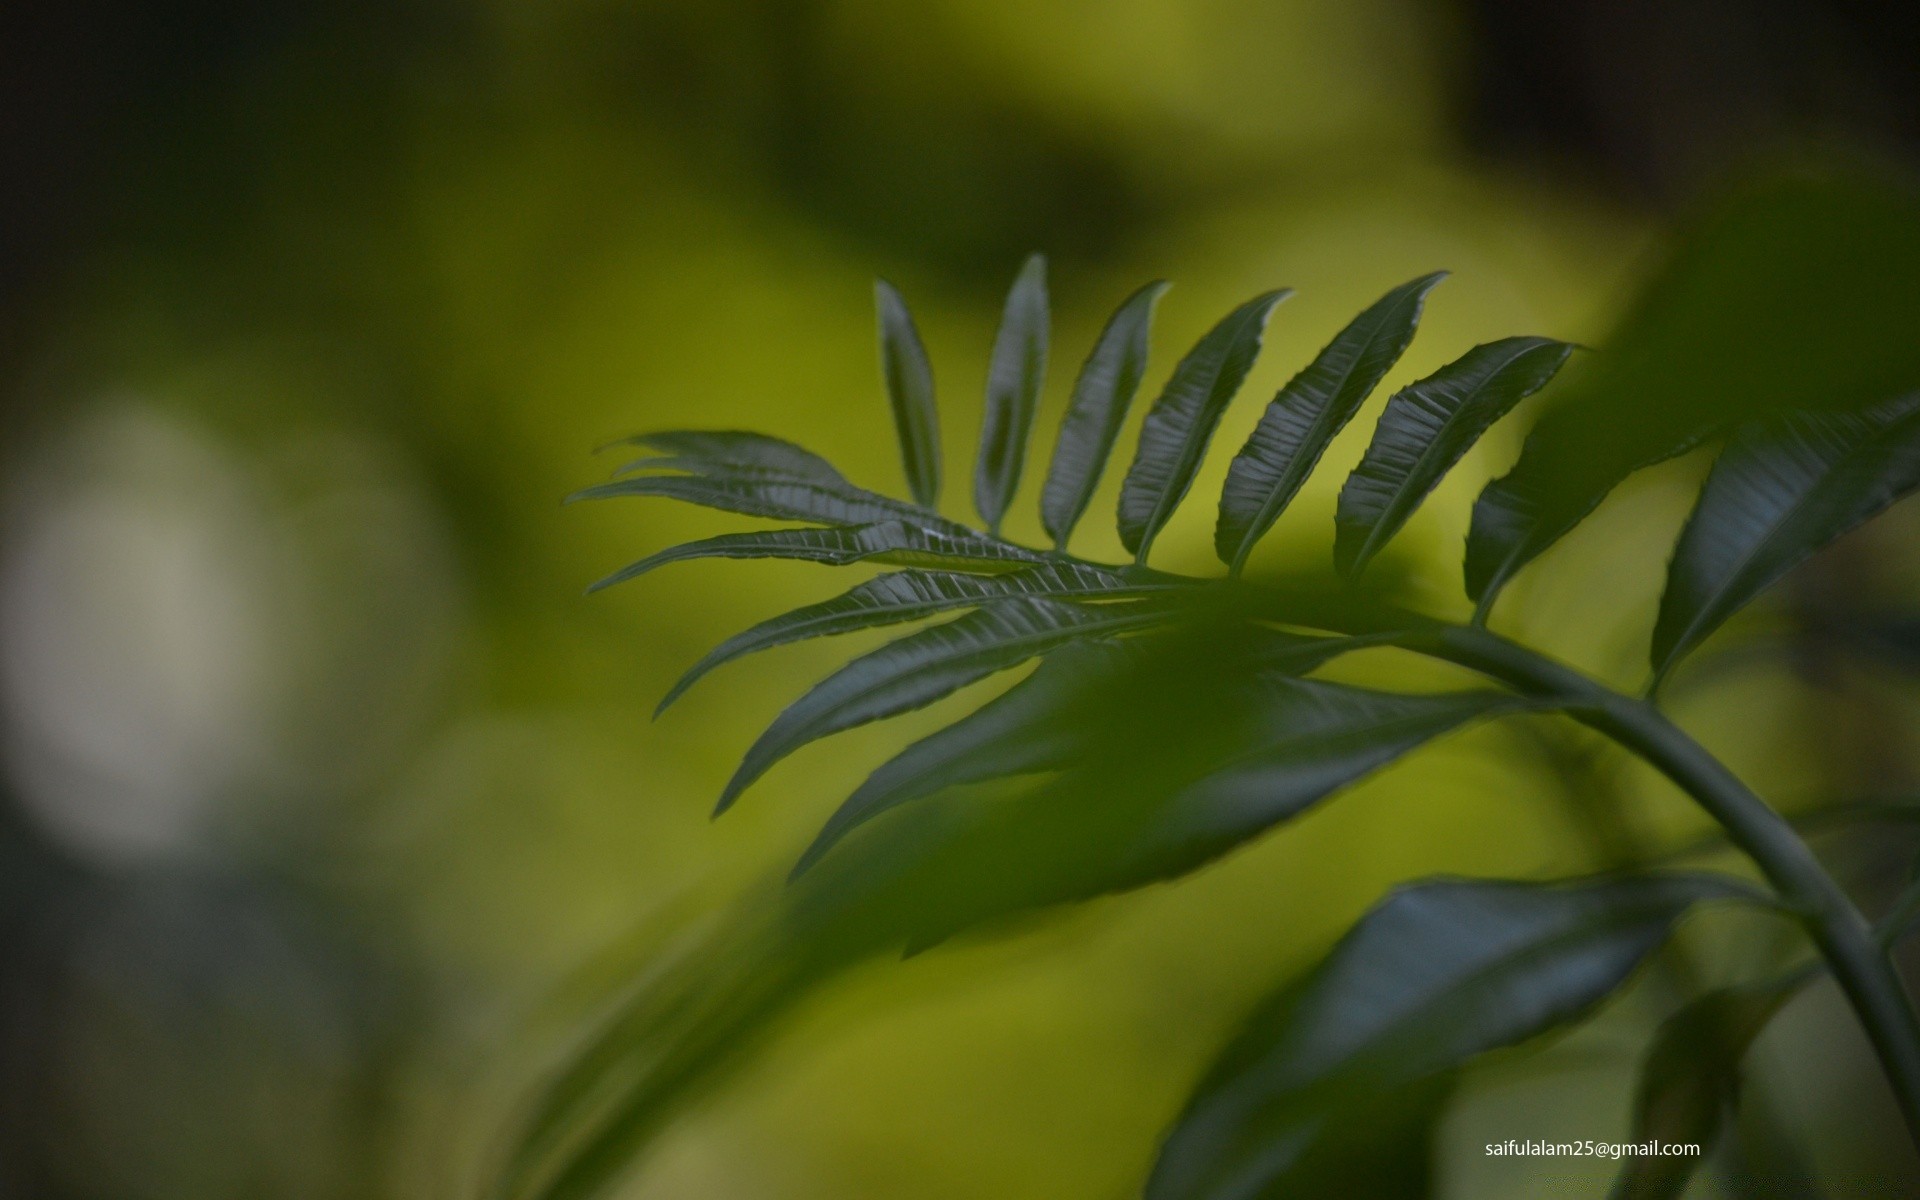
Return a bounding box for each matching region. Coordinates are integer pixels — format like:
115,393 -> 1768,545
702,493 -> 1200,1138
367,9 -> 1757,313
4,2 -> 1920,1196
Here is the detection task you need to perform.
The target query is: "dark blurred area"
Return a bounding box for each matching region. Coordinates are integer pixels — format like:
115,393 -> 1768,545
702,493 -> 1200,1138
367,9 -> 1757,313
3,2 -> 1920,1198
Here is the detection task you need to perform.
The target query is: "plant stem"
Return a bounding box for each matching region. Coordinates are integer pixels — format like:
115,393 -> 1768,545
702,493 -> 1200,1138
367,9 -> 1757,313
1409,623 -> 1920,1145
1026,546 -> 1920,1139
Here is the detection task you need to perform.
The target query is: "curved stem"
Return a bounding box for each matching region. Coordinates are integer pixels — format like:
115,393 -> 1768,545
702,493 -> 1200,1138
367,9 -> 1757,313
1405,623 -> 1920,1144
1024,544 -> 1920,1136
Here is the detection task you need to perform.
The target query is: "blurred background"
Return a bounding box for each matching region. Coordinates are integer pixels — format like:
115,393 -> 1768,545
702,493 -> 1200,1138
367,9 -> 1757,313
3,1 -> 1920,1197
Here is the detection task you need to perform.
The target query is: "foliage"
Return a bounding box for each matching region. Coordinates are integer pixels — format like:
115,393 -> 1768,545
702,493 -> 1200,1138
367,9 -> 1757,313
510,174 -> 1920,1199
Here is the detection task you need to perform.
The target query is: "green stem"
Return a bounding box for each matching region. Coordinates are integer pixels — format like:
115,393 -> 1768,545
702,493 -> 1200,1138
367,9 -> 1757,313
1014,539 -> 1920,1140
1403,623 -> 1920,1145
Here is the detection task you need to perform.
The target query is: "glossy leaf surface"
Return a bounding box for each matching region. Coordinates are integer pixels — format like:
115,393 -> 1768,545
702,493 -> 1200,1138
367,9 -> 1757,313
1118,290 -> 1290,562
571,472 -> 969,533
657,562 -> 1163,714
1216,272 -> 1445,572
877,279 -> 942,506
1040,280 -> 1169,548
1335,337 -> 1571,578
604,430 -> 851,486
1150,875 -> 1737,1200
974,254 -> 1050,531
1653,393 -> 1920,680
587,522 -> 1044,593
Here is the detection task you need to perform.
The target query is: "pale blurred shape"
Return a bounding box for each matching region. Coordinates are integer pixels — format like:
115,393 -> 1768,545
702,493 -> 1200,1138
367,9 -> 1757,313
0,403 -> 464,868
0,405 -> 280,865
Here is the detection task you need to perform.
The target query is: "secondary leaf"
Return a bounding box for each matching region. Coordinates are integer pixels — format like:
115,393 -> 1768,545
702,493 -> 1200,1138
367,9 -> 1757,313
1464,171 -> 1920,616
793,626 -> 1387,878
1150,874 -> 1740,1200
1216,272 -> 1446,573
587,522 -> 1044,593
1118,289 -> 1291,562
1040,280 -> 1170,548
499,644 -> 1516,1200
791,637 -> 1140,877
1652,393 -> 1920,682
1465,412 -> 1721,619
1335,337 -> 1572,579
975,254 -> 1050,532
571,472 -> 972,533
876,279 -> 942,507
1045,679 -> 1523,905
1613,973 -> 1808,1200
603,430 -> 850,486
715,595 -> 1179,812
657,562 -> 1168,714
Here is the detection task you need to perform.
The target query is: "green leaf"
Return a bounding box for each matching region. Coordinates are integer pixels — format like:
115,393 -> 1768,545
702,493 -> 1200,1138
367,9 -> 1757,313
586,522 -> 1044,593
1040,280 -> 1170,549
715,595 -> 1179,812
796,625 -> 1388,876
1464,170 -> 1920,616
975,682 -> 1524,923
790,637 -> 1140,877
496,645 -> 1511,1200
1612,973 -> 1808,1200
657,562 -> 1168,715
1465,412 -> 1721,619
1150,874 -> 1741,1200
794,627 -> 1389,879
570,472 -> 972,533
602,430 -> 850,486
1652,393 -> 1920,682
876,279 -> 942,507
1335,337 -> 1572,579
1216,273 -> 1446,573
1117,289 -> 1291,563
975,254 -> 1050,532
822,647 -> 1524,945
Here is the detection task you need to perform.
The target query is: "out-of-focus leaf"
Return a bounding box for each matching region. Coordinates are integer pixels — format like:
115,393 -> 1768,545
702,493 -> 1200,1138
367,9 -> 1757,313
791,637 -> 1140,877
1118,290 -> 1291,562
877,279 -> 942,507
1612,973 -> 1809,1199
1466,171 -> 1920,614
1335,337 -> 1572,579
1216,273 -> 1446,573
494,901 -> 837,1200
1021,680 -> 1522,907
715,595 -> 1181,812
1041,280 -> 1170,549
603,430 -> 851,486
570,472 -> 971,533
857,666 -> 1529,949
500,635 -> 1519,1200
587,522 -> 1044,593
975,254 -> 1050,532
1150,874 -> 1741,1200
657,562 -> 1170,714
791,625 -> 1380,877
1652,393 -> 1920,682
